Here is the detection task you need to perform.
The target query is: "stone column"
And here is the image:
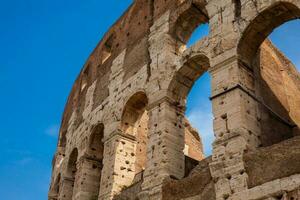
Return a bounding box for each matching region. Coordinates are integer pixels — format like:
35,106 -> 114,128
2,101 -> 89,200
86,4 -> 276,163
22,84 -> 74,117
140,98 -> 185,199
208,57 -> 262,200
99,131 -> 137,200
72,156 -> 102,200
59,176 -> 75,200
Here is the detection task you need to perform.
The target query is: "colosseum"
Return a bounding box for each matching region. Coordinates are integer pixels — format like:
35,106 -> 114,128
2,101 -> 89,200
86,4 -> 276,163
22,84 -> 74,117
48,0 -> 300,199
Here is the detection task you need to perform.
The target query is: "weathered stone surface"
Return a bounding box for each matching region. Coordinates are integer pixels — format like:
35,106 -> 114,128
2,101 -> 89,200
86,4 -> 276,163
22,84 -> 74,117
48,0 -> 300,200
244,136 -> 300,188
161,157 -> 215,200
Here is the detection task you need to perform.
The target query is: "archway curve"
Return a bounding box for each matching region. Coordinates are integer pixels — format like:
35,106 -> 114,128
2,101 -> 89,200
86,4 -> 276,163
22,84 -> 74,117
238,1 -> 300,66
237,1 -> 300,147
168,53 -> 211,104
167,52 -> 212,171
121,91 -> 149,176
121,91 -> 149,136
86,123 -> 105,161
66,148 -> 79,178
170,0 -> 210,45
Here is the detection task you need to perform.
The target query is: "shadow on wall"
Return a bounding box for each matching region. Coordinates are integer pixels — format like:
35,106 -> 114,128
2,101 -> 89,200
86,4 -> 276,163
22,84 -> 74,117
254,39 -> 300,147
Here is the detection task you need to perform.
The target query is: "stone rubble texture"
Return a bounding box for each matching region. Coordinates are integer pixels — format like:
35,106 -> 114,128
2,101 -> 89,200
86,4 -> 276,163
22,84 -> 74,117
48,0 -> 300,200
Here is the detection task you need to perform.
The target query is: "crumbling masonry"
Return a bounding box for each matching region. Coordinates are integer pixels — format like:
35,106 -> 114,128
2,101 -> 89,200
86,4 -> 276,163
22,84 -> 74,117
48,0 -> 300,199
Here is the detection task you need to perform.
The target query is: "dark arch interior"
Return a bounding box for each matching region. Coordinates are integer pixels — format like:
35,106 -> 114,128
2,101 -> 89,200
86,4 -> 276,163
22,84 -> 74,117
85,123 -> 104,200
63,148 -> 78,200
67,148 -> 78,178
88,123 -> 104,161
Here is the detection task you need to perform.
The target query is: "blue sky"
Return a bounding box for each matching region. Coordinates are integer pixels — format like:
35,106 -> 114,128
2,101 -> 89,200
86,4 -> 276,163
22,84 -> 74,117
0,1 -> 298,199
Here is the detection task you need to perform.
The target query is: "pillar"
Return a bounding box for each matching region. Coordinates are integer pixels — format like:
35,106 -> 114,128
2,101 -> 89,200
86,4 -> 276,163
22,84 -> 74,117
209,57 -> 262,200
140,98 -> 185,199
98,131 -> 138,200
59,177 -> 75,200
72,156 -> 102,200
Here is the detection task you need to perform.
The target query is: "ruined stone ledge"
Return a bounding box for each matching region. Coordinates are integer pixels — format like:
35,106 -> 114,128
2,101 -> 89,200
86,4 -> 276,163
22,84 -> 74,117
244,136 -> 300,188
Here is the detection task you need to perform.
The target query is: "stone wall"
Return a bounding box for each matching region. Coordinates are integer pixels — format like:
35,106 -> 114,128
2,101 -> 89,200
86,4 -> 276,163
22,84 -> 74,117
48,0 -> 300,200
244,136 -> 300,188
162,157 -> 215,200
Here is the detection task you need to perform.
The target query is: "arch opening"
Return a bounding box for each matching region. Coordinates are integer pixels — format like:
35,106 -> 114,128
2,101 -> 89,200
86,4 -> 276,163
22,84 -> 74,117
185,72 -> 213,157
67,149 -> 78,178
171,2 -> 209,54
238,2 -> 300,147
88,123 -> 104,160
64,148 -> 78,200
84,123 -> 104,200
186,23 -> 209,48
238,2 -> 300,66
169,54 -> 212,176
121,92 -> 149,179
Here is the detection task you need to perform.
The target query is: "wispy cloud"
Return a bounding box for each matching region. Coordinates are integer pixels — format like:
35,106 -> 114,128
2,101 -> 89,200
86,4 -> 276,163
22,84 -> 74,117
187,109 -> 214,156
13,157 -> 34,166
45,124 -> 59,137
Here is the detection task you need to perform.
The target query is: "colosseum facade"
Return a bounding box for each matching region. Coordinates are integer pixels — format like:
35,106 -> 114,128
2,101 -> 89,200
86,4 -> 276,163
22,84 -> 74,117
48,0 -> 300,199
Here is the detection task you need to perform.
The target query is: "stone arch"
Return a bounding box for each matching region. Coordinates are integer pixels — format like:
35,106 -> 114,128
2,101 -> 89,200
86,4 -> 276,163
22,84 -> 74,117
62,148 -> 78,200
170,1 -> 209,44
168,53 -> 211,104
66,148 -> 78,177
87,123 -> 105,160
238,1 -> 300,66
237,1 -> 300,146
78,123 -> 104,200
166,53 -> 211,173
121,91 -> 149,175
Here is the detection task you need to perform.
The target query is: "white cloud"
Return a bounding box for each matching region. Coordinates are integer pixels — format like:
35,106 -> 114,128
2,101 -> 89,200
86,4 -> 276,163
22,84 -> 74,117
187,109 -> 215,156
14,157 -> 34,166
45,124 -> 59,137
